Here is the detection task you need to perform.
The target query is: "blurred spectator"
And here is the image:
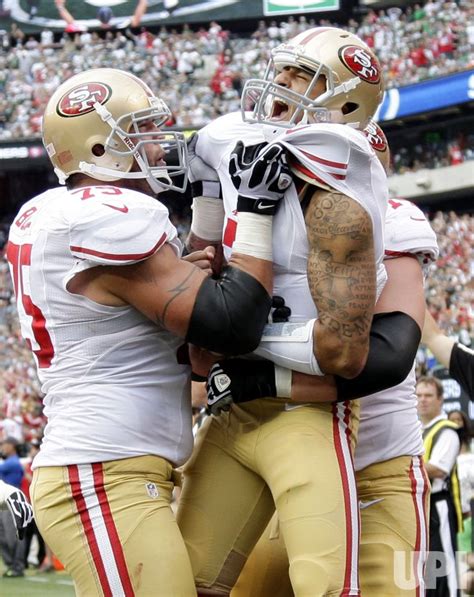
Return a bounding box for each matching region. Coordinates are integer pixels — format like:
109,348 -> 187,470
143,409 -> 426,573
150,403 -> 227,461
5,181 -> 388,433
417,376 -> 462,596
0,412 -> 23,443
448,411 -> 474,570
9,23 -> 25,47
0,437 -> 26,578
391,131 -> 474,174
424,211 -> 474,346
0,437 -> 23,488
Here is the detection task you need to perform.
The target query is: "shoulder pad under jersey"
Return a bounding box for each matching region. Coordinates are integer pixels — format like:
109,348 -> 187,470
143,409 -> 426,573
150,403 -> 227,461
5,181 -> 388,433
35,186 -> 70,203
68,186 -> 178,265
384,198 -> 439,268
196,112 -> 266,169
278,123 -> 368,190
9,187 -> 65,233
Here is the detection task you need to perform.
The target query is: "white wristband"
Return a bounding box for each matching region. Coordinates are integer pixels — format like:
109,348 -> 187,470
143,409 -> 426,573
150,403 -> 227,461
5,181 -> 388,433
254,319 -> 324,376
275,365 -> 292,398
232,212 -> 273,261
190,196 -> 225,242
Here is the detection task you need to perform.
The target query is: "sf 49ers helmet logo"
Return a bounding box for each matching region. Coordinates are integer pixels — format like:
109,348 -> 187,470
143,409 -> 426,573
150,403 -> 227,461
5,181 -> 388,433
364,120 -> 387,152
57,82 -> 111,117
339,46 -> 381,84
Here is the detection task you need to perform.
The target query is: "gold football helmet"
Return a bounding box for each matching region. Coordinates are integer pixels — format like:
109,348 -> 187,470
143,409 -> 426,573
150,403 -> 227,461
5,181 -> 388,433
42,68 -> 188,193
242,27 -> 384,130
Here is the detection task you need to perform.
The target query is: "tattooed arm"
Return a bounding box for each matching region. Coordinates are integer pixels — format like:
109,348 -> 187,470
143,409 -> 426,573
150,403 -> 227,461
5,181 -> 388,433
306,189 -> 376,378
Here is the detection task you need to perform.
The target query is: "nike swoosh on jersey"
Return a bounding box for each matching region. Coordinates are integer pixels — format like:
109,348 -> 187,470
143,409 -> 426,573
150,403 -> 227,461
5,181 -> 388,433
102,203 -> 129,213
359,498 -> 384,510
410,216 -> 426,221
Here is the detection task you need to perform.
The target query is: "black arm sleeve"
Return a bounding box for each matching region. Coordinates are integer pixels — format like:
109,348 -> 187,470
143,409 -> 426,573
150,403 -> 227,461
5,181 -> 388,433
335,311 -> 421,401
449,343 -> 474,400
186,266 -> 272,356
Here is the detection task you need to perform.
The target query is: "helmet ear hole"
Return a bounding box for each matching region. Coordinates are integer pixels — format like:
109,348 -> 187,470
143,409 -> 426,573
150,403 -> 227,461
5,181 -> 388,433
342,102 -> 358,115
92,144 -> 105,157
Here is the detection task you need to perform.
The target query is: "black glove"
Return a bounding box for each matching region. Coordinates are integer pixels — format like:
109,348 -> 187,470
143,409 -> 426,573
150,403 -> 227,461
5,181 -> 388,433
206,360 -> 277,416
271,295 -> 292,323
229,141 -> 292,216
5,489 -> 34,540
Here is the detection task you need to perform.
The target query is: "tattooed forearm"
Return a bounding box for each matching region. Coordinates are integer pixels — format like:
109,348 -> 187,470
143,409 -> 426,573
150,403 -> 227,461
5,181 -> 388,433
318,310 -> 372,339
306,189 -> 376,347
158,266 -> 200,326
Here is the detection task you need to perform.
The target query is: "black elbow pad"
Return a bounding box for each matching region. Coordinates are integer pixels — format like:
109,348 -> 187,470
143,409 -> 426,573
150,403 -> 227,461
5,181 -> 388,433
186,266 -> 272,356
335,311 -> 421,401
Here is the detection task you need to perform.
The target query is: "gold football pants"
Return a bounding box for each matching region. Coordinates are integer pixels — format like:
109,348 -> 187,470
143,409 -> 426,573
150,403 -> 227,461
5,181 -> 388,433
30,455 -> 196,597
177,399 -> 360,597
231,455 -> 430,597
358,455 -> 430,596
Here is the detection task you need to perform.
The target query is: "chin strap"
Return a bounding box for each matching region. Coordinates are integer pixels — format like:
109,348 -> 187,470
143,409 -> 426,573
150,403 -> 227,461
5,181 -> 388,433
78,161 -> 171,192
54,167 -> 68,185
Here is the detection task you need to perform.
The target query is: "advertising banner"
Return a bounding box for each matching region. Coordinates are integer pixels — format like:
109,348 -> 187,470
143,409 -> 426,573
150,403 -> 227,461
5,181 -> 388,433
376,69 -> 474,122
263,0 -> 339,16
0,0 -> 346,33
0,0 -> 264,33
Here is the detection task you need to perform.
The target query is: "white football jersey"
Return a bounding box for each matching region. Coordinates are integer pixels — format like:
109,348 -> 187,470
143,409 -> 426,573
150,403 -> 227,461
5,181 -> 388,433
197,112 -> 388,321
7,185 -> 193,468
197,114 -> 439,471
355,198 -> 439,471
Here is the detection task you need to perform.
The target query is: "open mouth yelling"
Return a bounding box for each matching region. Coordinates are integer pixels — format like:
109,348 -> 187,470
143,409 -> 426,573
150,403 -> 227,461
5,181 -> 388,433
270,100 -> 290,121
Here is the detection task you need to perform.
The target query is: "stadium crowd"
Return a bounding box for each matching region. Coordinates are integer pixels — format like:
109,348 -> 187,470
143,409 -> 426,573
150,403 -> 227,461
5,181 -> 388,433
0,0 -> 473,139
391,131 -> 474,174
0,209 -> 472,447
0,3 -> 472,589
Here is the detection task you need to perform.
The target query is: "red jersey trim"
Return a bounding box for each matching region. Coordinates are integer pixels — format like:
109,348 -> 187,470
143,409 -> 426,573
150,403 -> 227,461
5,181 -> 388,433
70,232 -> 167,261
300,148 -> 348,171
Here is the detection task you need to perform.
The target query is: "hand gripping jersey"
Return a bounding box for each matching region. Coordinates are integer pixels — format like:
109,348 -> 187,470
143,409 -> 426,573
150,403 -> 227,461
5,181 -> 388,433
355,198 -> 439,471
197,112 -> 388,321
7,186 -> 193,468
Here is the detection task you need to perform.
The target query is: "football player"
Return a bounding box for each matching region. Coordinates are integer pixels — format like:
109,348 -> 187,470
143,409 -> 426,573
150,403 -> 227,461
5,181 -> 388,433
221,125 -> 438,597
6,67 -> 290,596
177,27 -> 396,597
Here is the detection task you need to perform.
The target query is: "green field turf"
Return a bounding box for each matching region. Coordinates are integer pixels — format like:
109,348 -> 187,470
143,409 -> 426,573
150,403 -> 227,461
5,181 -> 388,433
0,560 -> 74,597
